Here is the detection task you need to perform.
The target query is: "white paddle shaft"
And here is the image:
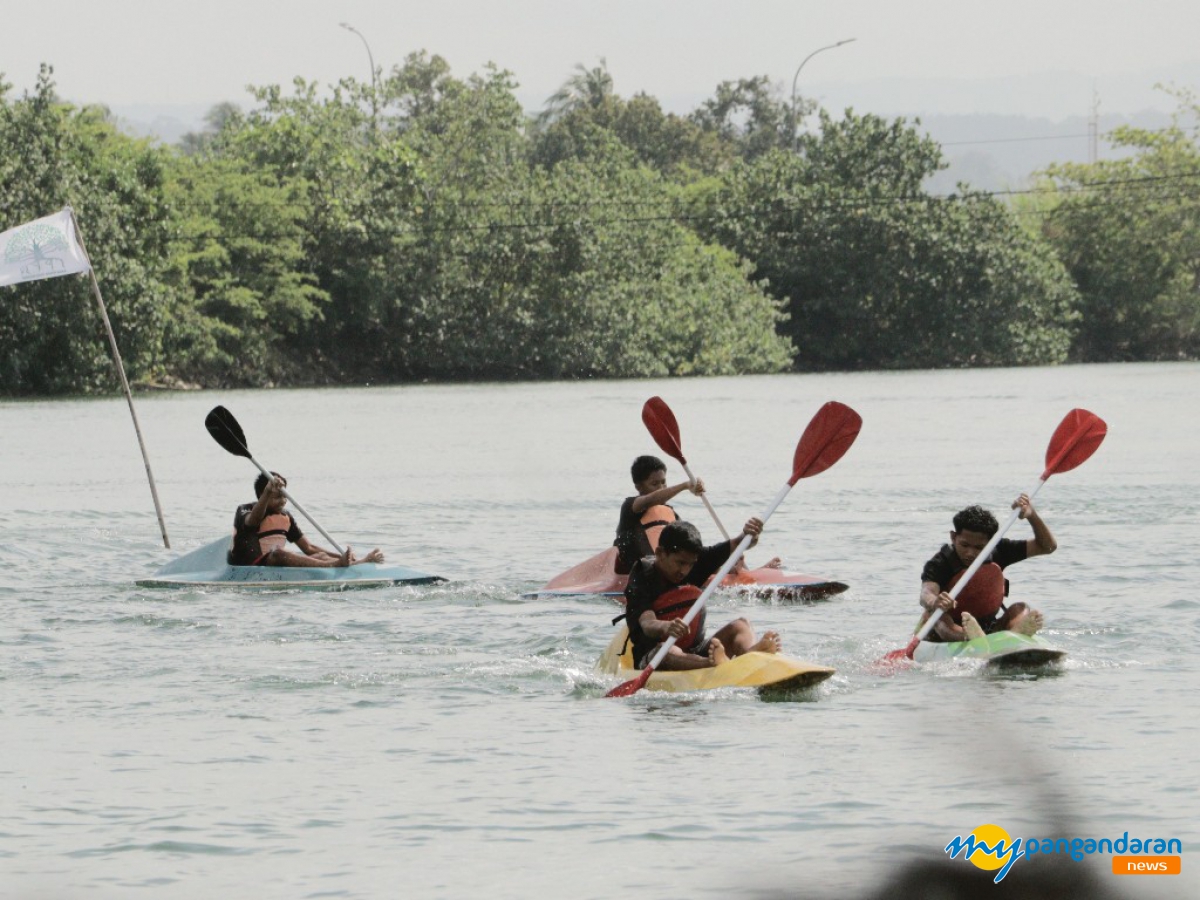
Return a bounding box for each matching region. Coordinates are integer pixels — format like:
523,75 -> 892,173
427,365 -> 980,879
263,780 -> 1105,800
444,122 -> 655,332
681,461 -> 731,541
243,454 -> 346,555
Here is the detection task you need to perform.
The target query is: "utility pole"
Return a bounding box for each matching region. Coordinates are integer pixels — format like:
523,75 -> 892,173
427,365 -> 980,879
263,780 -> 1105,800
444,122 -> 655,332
1088,84 -> 1100,164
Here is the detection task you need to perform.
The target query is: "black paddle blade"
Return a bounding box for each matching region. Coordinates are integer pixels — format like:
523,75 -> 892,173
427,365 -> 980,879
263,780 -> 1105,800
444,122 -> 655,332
205,406 -> 251,458
1042,408 -> 1107,479
789,401 -> 863,485
641,397 -> 685,463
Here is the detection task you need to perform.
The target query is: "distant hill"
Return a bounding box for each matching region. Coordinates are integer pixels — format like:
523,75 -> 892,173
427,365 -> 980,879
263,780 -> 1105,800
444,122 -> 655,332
916,110 -> 1173,194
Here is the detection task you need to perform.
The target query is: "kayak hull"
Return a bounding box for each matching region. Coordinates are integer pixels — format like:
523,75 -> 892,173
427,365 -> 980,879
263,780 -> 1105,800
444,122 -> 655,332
596,626 -> 835,693
533,547 -> 847,601
912,631 -> 1066,667
137,538 -> 445,590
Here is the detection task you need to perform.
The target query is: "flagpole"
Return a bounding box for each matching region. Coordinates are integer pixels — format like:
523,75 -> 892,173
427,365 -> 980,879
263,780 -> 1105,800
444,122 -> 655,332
68,208 -> 171,549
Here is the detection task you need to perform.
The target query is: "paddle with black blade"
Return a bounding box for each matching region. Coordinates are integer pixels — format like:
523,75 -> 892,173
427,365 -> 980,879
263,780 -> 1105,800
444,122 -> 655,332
879,408 -> 1108,665
204,405 -> 347,555
606,400 -> 863,698
642,396 -> 730,540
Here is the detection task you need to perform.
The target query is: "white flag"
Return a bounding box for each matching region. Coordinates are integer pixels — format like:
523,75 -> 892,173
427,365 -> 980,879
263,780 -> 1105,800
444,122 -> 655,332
0,208 -> 92,288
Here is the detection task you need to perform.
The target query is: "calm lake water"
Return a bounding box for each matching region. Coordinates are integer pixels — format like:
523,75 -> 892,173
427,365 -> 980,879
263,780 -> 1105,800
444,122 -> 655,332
2,363 -> 1197,899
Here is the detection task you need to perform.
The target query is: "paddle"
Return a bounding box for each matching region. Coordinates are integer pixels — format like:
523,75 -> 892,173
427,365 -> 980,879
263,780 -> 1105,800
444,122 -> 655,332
880,408 -> 1107,664
204,405 -> 347,555
642,396 -> 730,540
606,400 -> 862,698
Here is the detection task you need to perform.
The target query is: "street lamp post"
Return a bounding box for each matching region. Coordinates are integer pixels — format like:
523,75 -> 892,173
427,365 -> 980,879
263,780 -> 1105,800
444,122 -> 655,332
790,38 -> 856,147
340,21 -> 379,132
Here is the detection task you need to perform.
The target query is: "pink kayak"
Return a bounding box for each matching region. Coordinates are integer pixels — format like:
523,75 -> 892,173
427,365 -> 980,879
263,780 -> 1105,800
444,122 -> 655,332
528,547 -> 847,601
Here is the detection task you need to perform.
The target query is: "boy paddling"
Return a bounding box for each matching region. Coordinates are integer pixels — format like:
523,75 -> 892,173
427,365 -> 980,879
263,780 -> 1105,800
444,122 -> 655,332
231,473 -> 383,568
623,519 -> 781,671
918,494 -> 1056,642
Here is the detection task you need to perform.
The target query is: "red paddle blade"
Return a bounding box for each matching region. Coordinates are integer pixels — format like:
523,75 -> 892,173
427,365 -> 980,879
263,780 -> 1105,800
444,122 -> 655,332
605,668 -> 651,698
790,401 -> 863,485
642,397 -> 685,463
1042,408 -> 1107,480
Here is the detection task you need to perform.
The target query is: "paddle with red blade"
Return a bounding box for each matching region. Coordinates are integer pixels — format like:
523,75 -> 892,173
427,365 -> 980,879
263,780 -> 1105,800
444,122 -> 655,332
606,400 -> 863,698
879,408 -> 1107,665
205,405 -> 347,555
642,396 -> 730,540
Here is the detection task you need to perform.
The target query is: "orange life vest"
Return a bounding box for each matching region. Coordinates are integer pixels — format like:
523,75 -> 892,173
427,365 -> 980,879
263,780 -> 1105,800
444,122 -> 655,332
638,504 -> 676,555
946,562 -> 1005,624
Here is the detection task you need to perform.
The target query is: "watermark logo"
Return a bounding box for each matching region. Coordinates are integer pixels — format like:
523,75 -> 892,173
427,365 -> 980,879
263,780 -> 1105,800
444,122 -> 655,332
945,824 -> 1024,883
945,824 -> 1182,883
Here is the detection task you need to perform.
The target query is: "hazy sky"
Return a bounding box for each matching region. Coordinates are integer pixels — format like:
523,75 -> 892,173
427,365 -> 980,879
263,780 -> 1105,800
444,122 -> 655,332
3,0 -> 1198,120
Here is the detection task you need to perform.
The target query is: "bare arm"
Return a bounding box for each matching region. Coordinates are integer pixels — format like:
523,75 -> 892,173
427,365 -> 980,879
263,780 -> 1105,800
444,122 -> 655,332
1014,493 -> 1057,558
630,479 -> 705,514
639,610 -> 689,643
243,479 -> 281,528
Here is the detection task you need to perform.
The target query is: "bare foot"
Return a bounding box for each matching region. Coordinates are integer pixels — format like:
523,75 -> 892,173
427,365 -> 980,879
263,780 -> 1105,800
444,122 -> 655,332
748,631 -> 782,655
708,640 -> 729,666
1013,609 -> 1045,636
961,612 -> 986,641
360,548 -> 385,564
764,557 -> 782,569
336,547 -> 353,567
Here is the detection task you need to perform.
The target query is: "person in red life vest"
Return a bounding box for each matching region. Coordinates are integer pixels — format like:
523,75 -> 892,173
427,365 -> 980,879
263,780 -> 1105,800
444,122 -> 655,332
230,472 -> 384,568
917,494 -> 1057,642
623,519 -> 782,670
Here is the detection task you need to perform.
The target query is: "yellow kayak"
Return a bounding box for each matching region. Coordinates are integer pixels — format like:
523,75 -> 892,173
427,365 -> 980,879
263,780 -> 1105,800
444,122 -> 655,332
596,626 -> 835,694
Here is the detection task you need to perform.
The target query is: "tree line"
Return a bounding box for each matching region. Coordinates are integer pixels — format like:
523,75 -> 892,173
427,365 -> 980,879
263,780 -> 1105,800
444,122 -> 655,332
1,60 -> 1197,395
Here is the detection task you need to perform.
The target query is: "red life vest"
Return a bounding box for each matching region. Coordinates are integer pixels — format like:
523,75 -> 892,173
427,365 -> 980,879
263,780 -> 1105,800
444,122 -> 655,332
651,584 -> 707,652
946,563 -> 1005,624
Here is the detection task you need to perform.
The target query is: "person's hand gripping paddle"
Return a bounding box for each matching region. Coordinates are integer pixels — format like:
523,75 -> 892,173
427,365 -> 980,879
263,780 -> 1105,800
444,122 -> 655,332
606,401 -> 863,698
642,396 -> 730,540
204,405 -> 347,556
879,408 -> 1107,666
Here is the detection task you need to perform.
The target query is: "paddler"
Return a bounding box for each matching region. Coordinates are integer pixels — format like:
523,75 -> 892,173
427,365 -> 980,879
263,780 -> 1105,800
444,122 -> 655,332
622,519 -> 782,670
613,455 -> 707,574
918,495 -> 1056,642
230,472 -> 384,568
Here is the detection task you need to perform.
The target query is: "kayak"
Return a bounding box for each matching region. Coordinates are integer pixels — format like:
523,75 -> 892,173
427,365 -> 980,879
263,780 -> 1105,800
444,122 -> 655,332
912,630 -> 1066,668
137,537 -> 445,590
531,547 -> 847,601
596,624 -> 835,693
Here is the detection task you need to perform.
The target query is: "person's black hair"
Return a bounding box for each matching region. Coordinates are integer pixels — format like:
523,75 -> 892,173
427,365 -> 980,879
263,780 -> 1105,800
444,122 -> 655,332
658,521 -> 703,555
254,471 -> 285,497
953,504 -> 998,536
631,455 -> 667,484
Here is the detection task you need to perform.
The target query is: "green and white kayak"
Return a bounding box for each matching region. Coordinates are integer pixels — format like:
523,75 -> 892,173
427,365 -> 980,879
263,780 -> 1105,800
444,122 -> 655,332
912,630 -> 1066,667
596,625 -> 835,693
137,537 -> 445,590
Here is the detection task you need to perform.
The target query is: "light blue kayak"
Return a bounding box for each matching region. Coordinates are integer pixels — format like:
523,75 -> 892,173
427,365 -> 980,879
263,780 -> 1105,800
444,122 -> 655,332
137,538 -> 445,590
912,630 -> 1066,667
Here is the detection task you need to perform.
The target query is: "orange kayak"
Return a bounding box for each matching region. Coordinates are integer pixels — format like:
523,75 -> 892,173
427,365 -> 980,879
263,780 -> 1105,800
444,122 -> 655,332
528,547 -> 847,601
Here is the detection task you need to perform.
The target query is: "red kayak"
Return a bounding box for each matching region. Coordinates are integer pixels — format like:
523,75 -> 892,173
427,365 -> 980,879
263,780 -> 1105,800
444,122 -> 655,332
527,547 -> 847,601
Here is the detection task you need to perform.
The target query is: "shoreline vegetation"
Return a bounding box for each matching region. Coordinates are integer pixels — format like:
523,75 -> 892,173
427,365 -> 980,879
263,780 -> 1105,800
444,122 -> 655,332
2,60 -> 1197,397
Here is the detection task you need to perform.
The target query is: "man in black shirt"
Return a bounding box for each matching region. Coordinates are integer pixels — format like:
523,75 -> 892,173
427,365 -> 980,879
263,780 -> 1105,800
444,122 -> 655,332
623,519 -> 781,669
918,495 -> 1057,642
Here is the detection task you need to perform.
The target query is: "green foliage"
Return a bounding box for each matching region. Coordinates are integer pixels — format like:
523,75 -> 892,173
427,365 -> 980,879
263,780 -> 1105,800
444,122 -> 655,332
1039,89 -> 1200,361
694,112 -> 1078,369
4,56 -> 1189,395
0,66 -> 177,395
